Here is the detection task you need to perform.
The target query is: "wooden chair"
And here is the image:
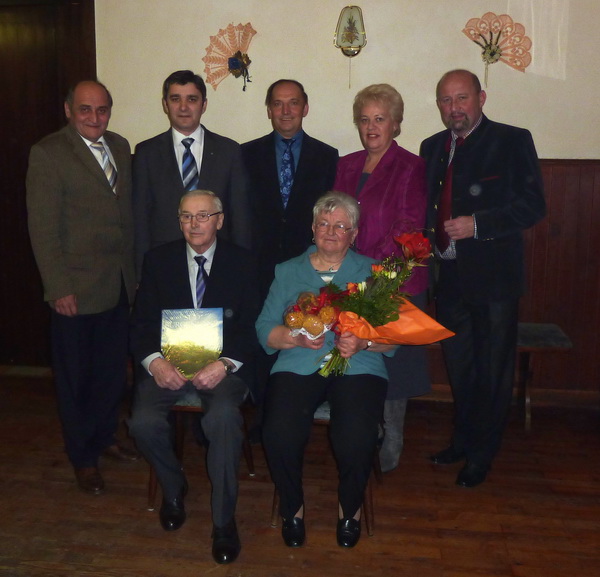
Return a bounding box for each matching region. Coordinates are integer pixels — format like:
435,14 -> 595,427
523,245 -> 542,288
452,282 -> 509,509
147,393 -> 255,511
270,401 -> 383,536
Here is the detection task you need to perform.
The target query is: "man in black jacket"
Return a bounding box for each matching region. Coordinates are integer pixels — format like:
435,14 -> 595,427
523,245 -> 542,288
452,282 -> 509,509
420,69 -> 545,487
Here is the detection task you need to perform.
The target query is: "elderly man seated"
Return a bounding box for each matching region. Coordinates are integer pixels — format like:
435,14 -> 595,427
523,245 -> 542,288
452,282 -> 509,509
129,190 -> 259,565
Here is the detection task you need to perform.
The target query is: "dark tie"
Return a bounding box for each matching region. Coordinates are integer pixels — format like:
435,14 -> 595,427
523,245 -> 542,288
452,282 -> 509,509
436,136 -> 464,252
280,138 -> 295,209
90,141 -> 117,192
194,255 -> 208,307
182,138 -> 200,191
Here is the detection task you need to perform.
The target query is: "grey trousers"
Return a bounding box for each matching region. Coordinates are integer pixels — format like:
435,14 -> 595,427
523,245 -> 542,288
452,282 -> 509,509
129,375 -> 247,527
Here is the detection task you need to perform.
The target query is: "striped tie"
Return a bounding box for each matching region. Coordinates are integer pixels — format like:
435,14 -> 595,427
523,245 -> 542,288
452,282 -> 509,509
90,141 -> 117,193
182,138 -> 199,191
194,255 -> 208,307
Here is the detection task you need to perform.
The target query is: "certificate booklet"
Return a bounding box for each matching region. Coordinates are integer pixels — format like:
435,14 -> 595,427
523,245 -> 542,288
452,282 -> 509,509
161,308 -> 223,379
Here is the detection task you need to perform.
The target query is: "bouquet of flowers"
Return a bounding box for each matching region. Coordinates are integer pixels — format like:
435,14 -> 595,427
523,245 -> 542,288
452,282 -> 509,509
317,232 -> 454,377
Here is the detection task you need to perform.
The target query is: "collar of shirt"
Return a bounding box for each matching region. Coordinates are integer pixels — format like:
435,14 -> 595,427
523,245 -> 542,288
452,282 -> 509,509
172,125 -> 205,176
274,129 -> 304,174
186,239 -> 216,307
80,134 -> 117,168
448,114 -> 483,163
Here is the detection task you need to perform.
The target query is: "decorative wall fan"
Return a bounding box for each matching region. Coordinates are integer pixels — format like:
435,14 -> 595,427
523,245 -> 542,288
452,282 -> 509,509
463,12 -> 532,86
202,22 -> 257,91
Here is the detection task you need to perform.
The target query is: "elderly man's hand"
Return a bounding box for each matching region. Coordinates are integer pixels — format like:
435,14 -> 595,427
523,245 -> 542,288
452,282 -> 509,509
53,294 -> 78,316
149,358 -> 187,390
191,361 -> 227,390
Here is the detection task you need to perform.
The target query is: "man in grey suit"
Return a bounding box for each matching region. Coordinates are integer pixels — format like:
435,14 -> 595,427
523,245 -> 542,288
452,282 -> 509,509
241,79 -> 338,437
133,70 -> 251,277
27,80 -> 138,495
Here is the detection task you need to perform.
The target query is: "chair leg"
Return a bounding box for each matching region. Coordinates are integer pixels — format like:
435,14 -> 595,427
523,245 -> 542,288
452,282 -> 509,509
148,465 -> 158,511
242,436 -> 255,477
373,449 -> 383,484
271,488 -> 280,528
241,416 -> 255,476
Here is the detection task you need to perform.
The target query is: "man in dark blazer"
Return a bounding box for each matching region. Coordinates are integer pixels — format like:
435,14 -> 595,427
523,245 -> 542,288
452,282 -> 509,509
26,81 -> 138,495
132,70 -> 251,277
129,190 -> 259,565
241,79 -> 339,301
241,79 -> 338,432
420,69 -> 546,487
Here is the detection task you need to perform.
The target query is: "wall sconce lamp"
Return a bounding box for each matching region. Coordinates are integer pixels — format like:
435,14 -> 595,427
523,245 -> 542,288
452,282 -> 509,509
334,5 -> 367,57
334,6 -> 366,88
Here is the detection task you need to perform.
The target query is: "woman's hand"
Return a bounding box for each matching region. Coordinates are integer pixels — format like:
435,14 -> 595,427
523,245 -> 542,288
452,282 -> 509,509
266,325 -> 325,350
336,331 -> 366,358
336,332 -> 396,358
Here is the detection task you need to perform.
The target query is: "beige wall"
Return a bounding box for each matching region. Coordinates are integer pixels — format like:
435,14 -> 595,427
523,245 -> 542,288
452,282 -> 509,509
96,0 -> 599,158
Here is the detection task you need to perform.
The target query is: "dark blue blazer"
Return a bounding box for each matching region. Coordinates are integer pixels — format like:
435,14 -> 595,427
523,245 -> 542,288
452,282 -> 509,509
130,238 -> 260,389
132,127 -> 251,277
241,131 -> 338,298
420,115 -> 546,302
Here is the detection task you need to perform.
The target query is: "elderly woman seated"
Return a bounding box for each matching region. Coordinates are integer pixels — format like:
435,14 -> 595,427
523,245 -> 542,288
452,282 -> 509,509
256,192 -> 395,549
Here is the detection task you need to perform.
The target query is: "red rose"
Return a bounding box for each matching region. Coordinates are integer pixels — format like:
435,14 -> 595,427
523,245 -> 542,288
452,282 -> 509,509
394,232 -> 431,262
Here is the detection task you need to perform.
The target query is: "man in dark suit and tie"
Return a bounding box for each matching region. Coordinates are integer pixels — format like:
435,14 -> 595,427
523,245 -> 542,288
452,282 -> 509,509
26,80 -> 138,495
128,190 -> 259,564
420,69 -> 546,487
132,70 -> 251,277
241,79 -> 338,434
242,79 -> 338,300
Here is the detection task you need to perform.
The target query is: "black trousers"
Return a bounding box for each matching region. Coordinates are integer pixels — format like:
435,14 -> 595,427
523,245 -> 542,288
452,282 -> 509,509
262,371 -> 387,520
50,284 -> 129,468
436,260 -> 519,468
128,376 -> 248,527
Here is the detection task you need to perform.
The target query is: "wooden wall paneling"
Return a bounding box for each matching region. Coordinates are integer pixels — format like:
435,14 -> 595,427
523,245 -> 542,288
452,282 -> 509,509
0,0 -> 96,365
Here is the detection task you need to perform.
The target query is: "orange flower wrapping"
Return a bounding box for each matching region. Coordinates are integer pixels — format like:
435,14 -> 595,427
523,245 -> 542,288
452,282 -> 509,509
337,299 -> 454,345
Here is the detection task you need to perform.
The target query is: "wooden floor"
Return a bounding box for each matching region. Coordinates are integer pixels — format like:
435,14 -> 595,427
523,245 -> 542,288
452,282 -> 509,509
0,368 -> 599,577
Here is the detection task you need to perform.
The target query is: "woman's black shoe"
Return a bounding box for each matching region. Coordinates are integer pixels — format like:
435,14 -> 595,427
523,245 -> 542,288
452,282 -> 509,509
337,518 -> 361,548
281,517 -> 305,547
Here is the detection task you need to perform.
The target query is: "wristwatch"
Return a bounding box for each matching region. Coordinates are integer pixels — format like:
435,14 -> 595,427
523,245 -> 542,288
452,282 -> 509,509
218,358 -> 234,375
364,340 -> 373,350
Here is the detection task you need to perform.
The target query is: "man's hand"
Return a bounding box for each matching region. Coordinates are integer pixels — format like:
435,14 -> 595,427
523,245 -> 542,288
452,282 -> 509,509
53,294 -> 78,316
445,216 -> 475,240
191,360 -> 228,390
149,358 -> 187,390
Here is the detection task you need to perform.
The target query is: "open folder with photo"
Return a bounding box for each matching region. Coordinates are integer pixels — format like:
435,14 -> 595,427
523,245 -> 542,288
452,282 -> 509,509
161,308 -> 223,379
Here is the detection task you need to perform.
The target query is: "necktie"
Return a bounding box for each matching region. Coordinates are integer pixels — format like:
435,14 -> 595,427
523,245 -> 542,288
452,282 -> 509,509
90,141 -> 117,193
194,255 -> 208,307
182,138 -> 200,191
436,136 -> 464,252
279,138 -> 295,209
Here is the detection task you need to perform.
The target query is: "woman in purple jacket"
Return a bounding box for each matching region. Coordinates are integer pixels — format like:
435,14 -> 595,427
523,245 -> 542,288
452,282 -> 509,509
333,84 -> 430,472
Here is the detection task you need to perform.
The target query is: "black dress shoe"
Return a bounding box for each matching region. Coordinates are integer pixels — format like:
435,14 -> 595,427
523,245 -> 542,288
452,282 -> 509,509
337,518 -> 361,548
74,467 -> 104,495
430,446 -> 465,465
456,462 -> 488,488
212,518 -> 241,564
102,443 -> 140,462
281,517 -> 305,547
159,494 -> 186,531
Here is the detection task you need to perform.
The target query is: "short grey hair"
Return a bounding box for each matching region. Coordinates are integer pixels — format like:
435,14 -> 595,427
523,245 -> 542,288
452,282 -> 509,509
313,192 -> 360,229
179,189 -> 223,213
